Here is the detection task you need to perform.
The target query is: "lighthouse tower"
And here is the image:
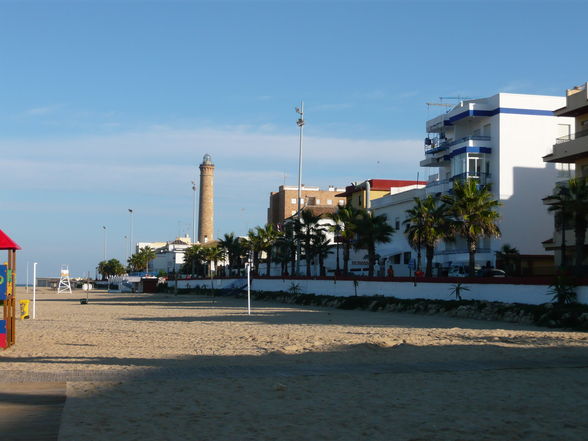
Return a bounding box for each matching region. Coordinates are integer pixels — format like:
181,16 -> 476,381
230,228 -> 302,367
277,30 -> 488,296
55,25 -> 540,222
198,154 -> 215,243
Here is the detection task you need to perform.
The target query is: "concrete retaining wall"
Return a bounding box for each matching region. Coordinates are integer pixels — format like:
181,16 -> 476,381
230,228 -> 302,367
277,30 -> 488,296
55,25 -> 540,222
171,277 -> 588,305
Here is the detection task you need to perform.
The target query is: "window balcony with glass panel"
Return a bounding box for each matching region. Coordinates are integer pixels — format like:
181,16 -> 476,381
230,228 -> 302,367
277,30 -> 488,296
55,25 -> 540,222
424,135 -> 491,156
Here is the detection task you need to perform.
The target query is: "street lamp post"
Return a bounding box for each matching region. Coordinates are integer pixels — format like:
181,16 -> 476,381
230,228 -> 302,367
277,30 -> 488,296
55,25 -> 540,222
295,102 -> 305,276
128,209 -> 134,257
192,180 -> 197,244
124,235 -> 128,263
102,226 -> 107,261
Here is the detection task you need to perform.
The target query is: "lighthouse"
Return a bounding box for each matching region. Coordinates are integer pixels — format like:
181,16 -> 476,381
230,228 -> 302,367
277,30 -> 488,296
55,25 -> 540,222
198,154 -> 215,243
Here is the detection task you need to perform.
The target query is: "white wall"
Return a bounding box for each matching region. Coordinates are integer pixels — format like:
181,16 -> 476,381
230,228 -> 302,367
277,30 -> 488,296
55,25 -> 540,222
171,277 -> 588,305
496,94 -> 574,255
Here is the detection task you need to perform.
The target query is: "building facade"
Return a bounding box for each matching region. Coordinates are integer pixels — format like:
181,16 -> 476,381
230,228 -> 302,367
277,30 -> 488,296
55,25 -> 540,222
543,82 -> 588,267
137,236 -> 193,274
374,93 -> 573,275
267,185 -> 346,226
336,179 -> 425,210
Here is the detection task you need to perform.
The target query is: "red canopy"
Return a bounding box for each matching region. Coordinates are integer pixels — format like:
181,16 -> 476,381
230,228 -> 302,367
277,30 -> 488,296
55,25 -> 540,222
0,230 -> 21,250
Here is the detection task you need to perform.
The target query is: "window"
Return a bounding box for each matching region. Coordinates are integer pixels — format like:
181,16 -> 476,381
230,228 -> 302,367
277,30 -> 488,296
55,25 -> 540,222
338,200 -> 345,205
316,199 -> 320,205
468,154 -> 482,177
327,199 -> 333,205
403,252 -> 411,264
291,198 -> 296,204
472,128 -> 481,136
393,254 -> 401,264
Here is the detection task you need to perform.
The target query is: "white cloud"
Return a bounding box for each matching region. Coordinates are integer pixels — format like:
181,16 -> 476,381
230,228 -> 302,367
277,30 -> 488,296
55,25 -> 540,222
24,105 -> 63,116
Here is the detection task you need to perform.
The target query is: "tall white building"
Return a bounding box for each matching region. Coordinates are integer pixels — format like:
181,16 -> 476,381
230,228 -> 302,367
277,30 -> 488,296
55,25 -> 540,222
375,93 -> 573,274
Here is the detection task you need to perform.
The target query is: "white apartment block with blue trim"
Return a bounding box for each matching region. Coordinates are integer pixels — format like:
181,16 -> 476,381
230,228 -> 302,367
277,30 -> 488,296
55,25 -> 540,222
375,93 -> 574,271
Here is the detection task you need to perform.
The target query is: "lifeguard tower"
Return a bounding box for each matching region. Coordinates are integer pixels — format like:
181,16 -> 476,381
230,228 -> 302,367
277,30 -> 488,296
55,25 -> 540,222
0,229 -> 21,349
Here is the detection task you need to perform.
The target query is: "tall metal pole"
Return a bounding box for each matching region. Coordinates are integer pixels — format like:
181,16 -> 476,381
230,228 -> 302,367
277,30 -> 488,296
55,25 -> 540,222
102,226 -> 107,261
124,235 -> 128,263
128,209 -> 134,257
296,102 -> 305,276
192,180 -> 197,243
33,262 -> 37,319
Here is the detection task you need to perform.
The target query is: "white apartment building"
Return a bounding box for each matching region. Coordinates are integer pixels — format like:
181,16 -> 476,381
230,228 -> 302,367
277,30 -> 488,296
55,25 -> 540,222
375,93 -> 573,273
136,235 -> 193,274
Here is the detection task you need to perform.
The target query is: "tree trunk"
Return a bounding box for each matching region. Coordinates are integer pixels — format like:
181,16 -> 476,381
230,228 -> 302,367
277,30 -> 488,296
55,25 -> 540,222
266,249 -> 272,276
335,242 -> 340,275
305,236 -> 312,277
290,246 -> 296,276
368,244 -> 375,277
425,245 -> 434,277
468,240 -> 476,277
343,243 -> 350,275
575,216 -> 587,275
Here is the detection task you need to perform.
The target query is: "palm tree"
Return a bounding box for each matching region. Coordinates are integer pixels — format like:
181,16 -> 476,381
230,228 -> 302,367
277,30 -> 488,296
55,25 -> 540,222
275,222 -> 297,275
257,224 -> 282,276
183,244 -> 204,276
443,179 -> 501,277
353,210 -> 395,277
547,177 -> 588,274
201,246 -> 225,277
334,205 -> 361,275
495,243 -> 520,276
246,228 -> 265,274
404,195 -> 451,277
297,210 -> 324,276
326,211 -> 344,275
139,246 -> 156,273
312,231 -> 333,276
218,233 -> 243,276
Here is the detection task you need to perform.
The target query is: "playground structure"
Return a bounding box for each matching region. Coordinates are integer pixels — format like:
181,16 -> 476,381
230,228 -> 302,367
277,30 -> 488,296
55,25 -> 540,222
0,229 -> 21,349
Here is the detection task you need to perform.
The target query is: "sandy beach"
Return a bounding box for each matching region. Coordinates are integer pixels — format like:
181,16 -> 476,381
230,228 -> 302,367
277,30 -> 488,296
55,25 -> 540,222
2,288 -> 588,440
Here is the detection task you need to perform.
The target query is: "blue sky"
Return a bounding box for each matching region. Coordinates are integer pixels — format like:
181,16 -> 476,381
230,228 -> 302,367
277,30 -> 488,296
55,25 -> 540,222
1,0 -> 586,277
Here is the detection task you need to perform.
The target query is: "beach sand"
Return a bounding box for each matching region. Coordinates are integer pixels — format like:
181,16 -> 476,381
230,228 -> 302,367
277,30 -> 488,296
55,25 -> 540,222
2,288 -> 588,440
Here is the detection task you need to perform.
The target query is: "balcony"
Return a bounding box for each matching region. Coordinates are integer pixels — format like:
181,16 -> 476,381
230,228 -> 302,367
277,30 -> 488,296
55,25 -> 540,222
556,127 -> 588,144
545,128 -> 588,163
425,135 -> 491,155
451,171 -> 492,186
425,178 -> 452,194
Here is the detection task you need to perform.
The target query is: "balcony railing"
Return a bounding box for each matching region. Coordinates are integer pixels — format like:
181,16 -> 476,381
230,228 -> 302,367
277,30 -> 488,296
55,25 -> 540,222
556,127 -> 588,144
425,135 -> 491,155
425,178 -> 452,194
450,171 -> 492,185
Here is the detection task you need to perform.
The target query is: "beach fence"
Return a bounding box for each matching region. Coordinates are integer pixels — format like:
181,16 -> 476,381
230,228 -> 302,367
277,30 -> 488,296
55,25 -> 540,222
0,229 -> 21,349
